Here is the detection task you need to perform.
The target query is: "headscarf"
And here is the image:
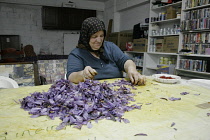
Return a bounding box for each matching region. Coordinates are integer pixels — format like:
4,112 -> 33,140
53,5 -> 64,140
77,17 -> 109,63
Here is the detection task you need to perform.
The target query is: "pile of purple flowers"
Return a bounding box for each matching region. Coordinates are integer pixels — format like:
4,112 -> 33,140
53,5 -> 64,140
19,79 -> 141,130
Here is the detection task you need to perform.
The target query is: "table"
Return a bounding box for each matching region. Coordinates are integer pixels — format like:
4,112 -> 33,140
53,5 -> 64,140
0,78 -> 210,140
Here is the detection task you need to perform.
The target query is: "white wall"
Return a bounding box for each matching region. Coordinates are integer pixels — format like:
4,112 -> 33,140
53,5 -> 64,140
120,4 -> 150,31
104,0 -> 150,32
0,0 -> 104,55
104,0 -> 115,32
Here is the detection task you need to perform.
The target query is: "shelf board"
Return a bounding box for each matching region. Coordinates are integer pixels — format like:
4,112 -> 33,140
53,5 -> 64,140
183,43 -> 210,45
137,66 -> 143,68
124,51 -> 145,54
152,1 -> 182,10
147,52 -> 178,55
150,18 -> 180,24
179,54 -> 210,57
146,67 -> 158,70
181,29 -> 210,33
176,69 -> 210,75
150,34 -> 179,37
183,4 -> 210,11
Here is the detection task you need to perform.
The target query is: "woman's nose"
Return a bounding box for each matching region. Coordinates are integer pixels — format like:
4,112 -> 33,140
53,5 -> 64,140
96,37 -> 102,42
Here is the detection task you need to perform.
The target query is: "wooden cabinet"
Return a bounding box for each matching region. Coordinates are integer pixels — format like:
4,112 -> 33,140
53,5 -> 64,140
42,6 -> 96,30
42,7 -> 58,29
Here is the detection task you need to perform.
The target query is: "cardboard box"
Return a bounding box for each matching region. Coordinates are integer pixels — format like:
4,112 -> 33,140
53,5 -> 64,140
106,32 -> 119,45
132,38 -> 148,52
118,32 -> 133,51
156,64 -> 175,74
106,32 -> 133,51
166,6 -> 176,19
163,36 -> 179,53
155,39 -> 164,52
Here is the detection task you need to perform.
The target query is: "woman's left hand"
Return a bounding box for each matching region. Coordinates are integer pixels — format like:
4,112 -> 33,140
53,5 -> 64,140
127,70 -> 146,85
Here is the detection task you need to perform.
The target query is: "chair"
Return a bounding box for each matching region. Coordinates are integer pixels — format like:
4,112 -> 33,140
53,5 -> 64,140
23,45 -> 37,62
0,76 -> 19,88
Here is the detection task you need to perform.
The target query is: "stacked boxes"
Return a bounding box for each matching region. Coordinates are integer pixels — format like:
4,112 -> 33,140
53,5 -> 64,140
150,37 -> 179,53
106,32 -> 119,45
163,36 -> 179,53
118,32 -> 133,51
106,31 -> 133,51
166,6 -> 177,19
132,38 -> 148,52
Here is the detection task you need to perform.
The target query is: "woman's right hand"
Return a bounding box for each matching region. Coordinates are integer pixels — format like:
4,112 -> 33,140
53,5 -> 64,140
83,66 -> 98,80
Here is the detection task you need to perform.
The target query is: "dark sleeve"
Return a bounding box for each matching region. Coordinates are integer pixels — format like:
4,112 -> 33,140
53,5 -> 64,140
66,51 -> 84,79
105,42 -> 131,71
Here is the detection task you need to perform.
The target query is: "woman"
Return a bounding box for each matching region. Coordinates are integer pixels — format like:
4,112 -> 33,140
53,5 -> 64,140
66,17 -> 146,85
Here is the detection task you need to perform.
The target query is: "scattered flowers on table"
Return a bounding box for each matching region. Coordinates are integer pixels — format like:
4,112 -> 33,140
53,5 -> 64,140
168,97 -> 181,101
171,122 -> 175,127
180,92 -> 189,95
134,133 -> 148,136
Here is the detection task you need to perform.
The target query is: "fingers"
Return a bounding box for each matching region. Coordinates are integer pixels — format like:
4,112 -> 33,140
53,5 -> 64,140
89,69 -> 98,76
129,75 -> 134,84
129,73 -> 146,86
83,66 -> 97,80
137,75 -> 146,86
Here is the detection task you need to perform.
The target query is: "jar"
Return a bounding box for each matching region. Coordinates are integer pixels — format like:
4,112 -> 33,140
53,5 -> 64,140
163,57 -> 169,64
160,57 -> 164,64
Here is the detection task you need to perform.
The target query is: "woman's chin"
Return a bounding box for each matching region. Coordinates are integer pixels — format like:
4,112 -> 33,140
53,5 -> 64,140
93,47 -> 101,50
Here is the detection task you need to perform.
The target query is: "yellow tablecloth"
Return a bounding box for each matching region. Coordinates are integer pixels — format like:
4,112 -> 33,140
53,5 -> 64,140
0,78 -> 210,140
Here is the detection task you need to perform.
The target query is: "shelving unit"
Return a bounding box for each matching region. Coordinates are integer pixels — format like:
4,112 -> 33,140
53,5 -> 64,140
124,0 -> 210,79
144,0 -> 182,75
176,0 -> 210,79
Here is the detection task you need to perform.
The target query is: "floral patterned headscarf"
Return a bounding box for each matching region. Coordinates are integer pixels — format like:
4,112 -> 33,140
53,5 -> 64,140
77,17 -> 109,63
77,17 -> 106,50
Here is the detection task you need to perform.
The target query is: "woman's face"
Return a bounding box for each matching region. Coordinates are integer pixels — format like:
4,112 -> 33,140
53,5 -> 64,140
89,30 -> 104,50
